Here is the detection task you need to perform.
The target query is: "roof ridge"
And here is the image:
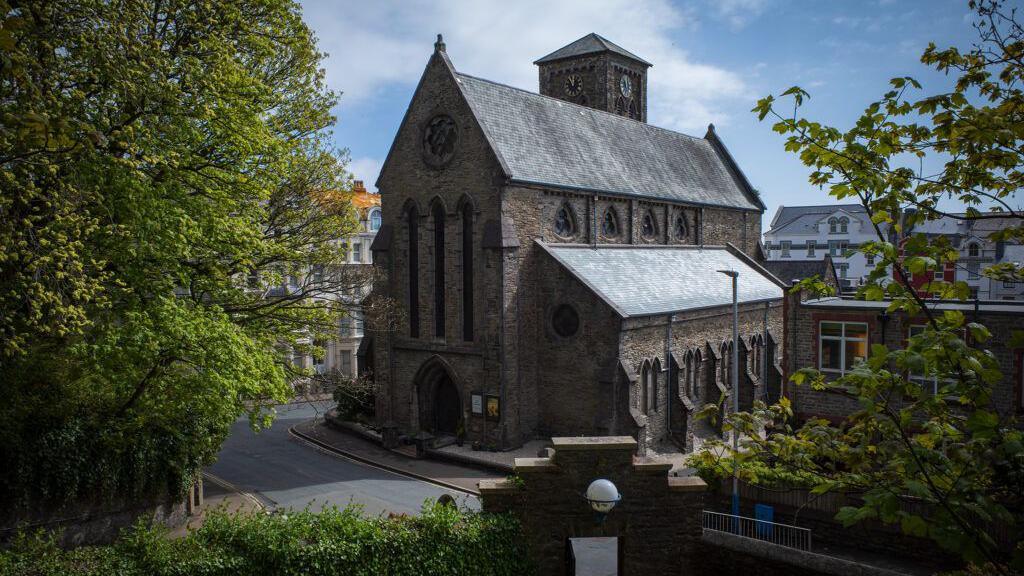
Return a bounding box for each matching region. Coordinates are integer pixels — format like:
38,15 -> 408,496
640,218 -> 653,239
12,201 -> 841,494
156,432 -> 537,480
546,242 -> 729,250
454,72 -> 706,142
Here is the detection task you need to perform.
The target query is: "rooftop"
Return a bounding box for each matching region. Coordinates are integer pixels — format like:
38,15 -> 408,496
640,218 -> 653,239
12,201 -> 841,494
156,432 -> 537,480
539,242 -> 784,317
455,72 -> 761,211
802,297 -> 1024,315
533,33 -> 652,66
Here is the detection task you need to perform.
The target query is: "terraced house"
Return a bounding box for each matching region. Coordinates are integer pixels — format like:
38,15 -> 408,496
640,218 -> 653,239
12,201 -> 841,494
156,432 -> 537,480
368,34 -> 786,454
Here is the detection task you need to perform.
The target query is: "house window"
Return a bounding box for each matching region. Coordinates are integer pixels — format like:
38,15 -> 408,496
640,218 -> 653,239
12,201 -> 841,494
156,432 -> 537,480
839,217 -> 849,233
674,213 -> 688,241
968,243 -> 980,258
311,265 -> 324,284
602,207 -> 619,237
351,243 -> 362,263
837,263 -> 849,278
554,204 -> 576,237
641,209 -> 657,240
819,321 -> 868,374
313,340 -> 326,374
968,262 -> 980,280
828,217 -> 838,234
780,241 -> 791,258
340,315 -> 352,336
369,209 -> 382,231
1005,280 -> 1018,288
829,240 -> 849,257
907,324 -> 952,395
339,351 -> 353,377
807,242 -> 816,257
866,253 -> 875,265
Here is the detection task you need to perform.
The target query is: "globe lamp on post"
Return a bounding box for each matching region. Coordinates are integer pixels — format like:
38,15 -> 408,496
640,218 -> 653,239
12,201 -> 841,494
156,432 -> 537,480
585,479 -> 621,524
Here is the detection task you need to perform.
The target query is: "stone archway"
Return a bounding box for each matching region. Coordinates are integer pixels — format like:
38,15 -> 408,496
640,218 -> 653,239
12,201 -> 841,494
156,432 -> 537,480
414,356 -> 462,437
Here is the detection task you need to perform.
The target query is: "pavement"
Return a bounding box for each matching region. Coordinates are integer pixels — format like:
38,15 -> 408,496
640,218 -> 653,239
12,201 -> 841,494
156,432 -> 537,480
204,402 -> 481,517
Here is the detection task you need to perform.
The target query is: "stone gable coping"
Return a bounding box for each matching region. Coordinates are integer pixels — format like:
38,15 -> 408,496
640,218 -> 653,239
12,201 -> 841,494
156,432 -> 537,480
478,478 -> 519,494
514,457 -> 556,471
668,476 -> 708,492
631,457 -> 673,473
550,436 -> 637,451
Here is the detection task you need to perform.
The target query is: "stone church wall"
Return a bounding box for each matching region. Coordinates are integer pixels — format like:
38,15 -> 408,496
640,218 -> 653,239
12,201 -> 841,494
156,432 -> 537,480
619,301 -> 784,451
372,51 -> 515,445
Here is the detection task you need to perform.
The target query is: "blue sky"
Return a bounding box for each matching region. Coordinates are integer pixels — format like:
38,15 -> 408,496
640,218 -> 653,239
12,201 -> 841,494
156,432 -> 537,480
299,0 -> 982,220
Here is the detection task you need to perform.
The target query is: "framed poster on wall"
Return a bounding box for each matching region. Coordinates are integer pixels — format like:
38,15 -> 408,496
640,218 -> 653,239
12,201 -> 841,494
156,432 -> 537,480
471,392 -> 483,415
485,395 -> 500,422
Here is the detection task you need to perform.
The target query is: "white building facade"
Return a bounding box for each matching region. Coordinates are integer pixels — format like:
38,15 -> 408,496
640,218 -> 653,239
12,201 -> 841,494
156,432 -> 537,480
763,204 -> 886,289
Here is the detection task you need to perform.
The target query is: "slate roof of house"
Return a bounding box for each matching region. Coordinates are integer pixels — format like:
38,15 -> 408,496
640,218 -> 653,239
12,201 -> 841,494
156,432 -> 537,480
763,259 -> 838,287
533,33 -> 652,66
766,204 -> 866,235
455,72 -> 762,211
539,242 -> 784,317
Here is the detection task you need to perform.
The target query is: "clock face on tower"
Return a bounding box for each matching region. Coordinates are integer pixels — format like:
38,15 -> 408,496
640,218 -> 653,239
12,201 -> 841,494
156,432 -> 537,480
619,74 -> 632,98
564,74 -> 583,97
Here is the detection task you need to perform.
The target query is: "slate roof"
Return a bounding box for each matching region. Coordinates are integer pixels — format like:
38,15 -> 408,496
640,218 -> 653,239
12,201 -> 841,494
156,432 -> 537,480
763,259 -> 838,287
455,73 -> 762,211
539,242 -> 784,317
766,204 -> 866,234
533,33 -> 652,66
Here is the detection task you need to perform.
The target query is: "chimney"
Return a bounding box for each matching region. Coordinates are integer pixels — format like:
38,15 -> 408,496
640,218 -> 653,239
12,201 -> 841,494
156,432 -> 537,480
352,180 -> 366,194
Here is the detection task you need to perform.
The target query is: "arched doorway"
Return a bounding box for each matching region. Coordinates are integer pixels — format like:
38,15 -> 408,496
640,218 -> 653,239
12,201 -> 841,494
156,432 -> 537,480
414,356 -> 463,437
433,374 -> 460,435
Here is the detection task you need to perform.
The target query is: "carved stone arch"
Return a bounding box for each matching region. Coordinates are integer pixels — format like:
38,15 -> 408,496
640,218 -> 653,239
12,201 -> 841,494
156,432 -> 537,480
401,197 -> 423,218
427,194 -> 449,216
651,357 -> 662,412
639,359 -> 652,416
413,355 -> 463,436
455,193 -> 476,214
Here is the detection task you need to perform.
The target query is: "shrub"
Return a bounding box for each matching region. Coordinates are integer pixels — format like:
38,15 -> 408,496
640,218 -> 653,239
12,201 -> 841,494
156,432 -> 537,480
0,503 -> 531,576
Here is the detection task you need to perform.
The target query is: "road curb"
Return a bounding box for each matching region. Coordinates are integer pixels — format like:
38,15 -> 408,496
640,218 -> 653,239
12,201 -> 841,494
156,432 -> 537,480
288,423 -> 482,497
201,471 -> 271,512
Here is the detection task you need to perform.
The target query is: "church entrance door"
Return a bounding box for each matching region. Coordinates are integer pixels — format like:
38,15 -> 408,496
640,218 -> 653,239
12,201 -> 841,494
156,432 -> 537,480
433,375 -> 460,435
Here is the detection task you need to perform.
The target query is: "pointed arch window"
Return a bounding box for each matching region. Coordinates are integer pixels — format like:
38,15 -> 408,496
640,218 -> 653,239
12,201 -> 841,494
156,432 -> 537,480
641,209 -> 658,240
651,358 -> 661,412
640,361 -> 650,415
968,242 -> 980,258
674,212 -> 688,241
693,350 -> 703,401
554,203 -> 577,238
432,202 -> 446,339
720,341 -> 732,385
407,206 -> 420,338
461,202 -> 474,342
602,207 -> 620,238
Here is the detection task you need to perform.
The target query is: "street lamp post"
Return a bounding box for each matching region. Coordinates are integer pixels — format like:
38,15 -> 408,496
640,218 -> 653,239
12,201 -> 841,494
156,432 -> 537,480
718,269 -> 740,518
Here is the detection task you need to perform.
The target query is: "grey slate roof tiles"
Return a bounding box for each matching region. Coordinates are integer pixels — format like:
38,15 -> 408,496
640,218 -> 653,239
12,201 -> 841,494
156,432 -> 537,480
454,73 -> 761,211
533,33 -> 652,66
767,204 -> 865,234
540,243 -> 783,317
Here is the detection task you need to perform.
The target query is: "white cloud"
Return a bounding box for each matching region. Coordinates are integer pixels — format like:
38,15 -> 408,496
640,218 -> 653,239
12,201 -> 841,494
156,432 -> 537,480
348,156 -> 383,191
300,0 -> 750,133
709,0 -> 770,30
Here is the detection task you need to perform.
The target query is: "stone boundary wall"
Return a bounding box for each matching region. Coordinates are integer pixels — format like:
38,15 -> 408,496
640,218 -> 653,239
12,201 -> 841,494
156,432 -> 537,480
0,487 -> 195,548
479,436 -> 914,576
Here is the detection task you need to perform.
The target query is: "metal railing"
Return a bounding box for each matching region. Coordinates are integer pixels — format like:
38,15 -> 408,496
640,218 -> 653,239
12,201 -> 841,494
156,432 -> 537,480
702,510 -> 812,552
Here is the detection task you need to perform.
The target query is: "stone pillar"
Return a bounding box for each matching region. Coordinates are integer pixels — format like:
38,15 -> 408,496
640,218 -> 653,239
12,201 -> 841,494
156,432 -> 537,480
479,436 -> 707,576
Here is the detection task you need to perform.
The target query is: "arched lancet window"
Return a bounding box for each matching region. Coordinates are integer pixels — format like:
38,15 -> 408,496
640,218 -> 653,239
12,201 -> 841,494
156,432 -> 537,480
693,350 -> 704,401
684,350 -> 694,397
674,212 -> 688,241
651,359 -> 661,412
641,209 -> 658,240
828,217 -> 838,234
615,96 -> 627,116
369,208 -> 382,231
640,360 -> 650,415
406,206 -> 420,338
602,207 -> 619,238
628,98 -> 639,119
720,341 -> 732,385
968,242 -> 980,258
554,203 -> 576,238
461,202 -> 474,341
839,217 -> 849,233
432,202 -> 446,338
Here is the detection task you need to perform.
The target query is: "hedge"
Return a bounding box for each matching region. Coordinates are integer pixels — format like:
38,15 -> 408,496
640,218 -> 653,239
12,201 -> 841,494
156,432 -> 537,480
0,503 -> 532,576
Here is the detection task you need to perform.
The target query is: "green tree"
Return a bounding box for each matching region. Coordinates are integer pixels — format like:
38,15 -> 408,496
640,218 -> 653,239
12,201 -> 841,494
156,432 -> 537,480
0,0 -> 373,510
694,1 -> 1024,572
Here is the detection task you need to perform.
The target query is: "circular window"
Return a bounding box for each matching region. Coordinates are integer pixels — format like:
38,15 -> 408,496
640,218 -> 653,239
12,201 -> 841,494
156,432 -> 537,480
422,115 -> 457,167
552,304 -> 580,338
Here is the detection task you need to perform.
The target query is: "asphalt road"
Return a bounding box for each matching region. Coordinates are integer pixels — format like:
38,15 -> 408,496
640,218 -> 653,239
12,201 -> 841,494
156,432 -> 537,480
206,402 -> 478,516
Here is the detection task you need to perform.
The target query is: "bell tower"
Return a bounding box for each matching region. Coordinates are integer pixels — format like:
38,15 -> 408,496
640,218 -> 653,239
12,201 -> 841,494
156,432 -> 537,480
534,33 -> 651,122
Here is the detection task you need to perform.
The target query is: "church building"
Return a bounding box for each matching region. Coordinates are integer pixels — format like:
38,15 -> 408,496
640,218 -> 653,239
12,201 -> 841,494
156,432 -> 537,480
368,33 -> 787,454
